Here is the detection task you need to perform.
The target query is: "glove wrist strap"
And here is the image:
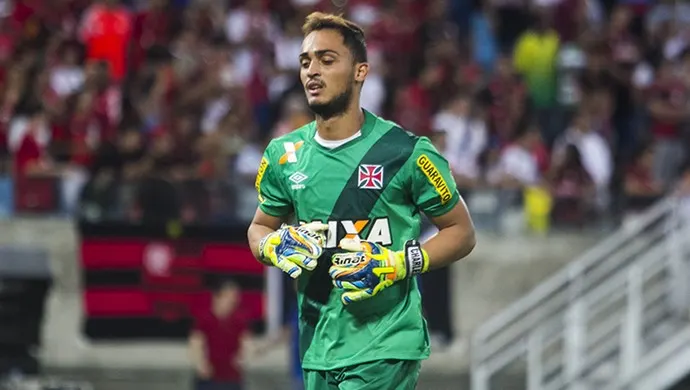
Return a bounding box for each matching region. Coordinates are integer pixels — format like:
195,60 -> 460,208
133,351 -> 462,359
403,240 -> 429,277
258,234 -> 273,266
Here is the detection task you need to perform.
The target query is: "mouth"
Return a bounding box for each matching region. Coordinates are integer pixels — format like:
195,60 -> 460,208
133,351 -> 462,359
306,81 -> 324,96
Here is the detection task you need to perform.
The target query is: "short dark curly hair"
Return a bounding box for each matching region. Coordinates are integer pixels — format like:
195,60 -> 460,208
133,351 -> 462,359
302,12 -> 368,63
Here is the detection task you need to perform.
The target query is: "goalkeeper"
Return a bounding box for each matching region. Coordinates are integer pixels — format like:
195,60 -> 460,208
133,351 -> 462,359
247,12 -> 476,390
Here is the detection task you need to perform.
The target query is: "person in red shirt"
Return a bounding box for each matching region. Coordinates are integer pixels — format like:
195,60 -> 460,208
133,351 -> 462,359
9,103 -> 61,212
189,280 -> 250,390
479,54 -> 527,146
130,0 -> 176,72
79,0 -> 133,82
392,64 -> 442,136
9,104 -> 53,177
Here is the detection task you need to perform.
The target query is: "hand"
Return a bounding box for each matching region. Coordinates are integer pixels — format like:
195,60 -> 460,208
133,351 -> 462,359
329,238 -> 429,305
259,222 -> 328,278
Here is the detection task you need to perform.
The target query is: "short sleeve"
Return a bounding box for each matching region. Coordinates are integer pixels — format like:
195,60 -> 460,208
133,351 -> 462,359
255,146 -> 292,217
192,312 -> 210,333
409,137 -> 460,217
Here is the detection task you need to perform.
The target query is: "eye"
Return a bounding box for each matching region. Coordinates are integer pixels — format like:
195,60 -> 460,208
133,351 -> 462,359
300,59 -> 310,68
321,58 -> 335,65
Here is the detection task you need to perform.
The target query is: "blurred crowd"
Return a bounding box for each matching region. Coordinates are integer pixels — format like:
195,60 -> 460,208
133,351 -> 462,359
0,0 -> 690,226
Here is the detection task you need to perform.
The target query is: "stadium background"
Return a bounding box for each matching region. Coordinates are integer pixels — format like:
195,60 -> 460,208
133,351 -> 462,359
1,0 -> 690,389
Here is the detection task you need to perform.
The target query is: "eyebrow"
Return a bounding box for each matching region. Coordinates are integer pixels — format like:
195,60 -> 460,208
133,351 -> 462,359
299,49 -> 340,59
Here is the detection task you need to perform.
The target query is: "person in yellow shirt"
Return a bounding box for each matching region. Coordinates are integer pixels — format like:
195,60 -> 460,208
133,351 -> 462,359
513,9 -> 560,109
513,9 -> 560,144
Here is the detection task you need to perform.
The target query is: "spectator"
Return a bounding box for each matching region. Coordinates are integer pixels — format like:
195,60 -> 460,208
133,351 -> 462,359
470,3 -> 498,73
188,280 -> 250,390
130,0 -> 177,72
117,125 -> 148,180
513,8 -> 560,144
9,103 -> 60,212
548,144 -> 595,226
224,0 -> 277,46
79,0 -> 133,82
8,103 -> 53,178
553,111 -> 612,208
607,5 -> 639,157
488,122 -> 543,189
393,64 -> 442,136
624,143 -> 664,212
133,131 -> 181,224
1,0 -> 689,229
271,94 -> 311,140
647,58 -> 689,189
555,42 -> 586,115
490,0 -> 531,51
432,92 -> 487,189
49,42 -> 85,98
646,0 -> 690,41
479,53 -> 527,145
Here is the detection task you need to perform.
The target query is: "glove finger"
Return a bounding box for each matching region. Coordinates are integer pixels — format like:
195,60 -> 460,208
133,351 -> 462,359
338,237 -> 364,252
286,252 -> 318,271
300,222 -> 329,232
332,279 -> 367,291
329,264 -> 369,283
274,255 -> 302,279
285,228 -> 323,258
372,279 -> 394,295
340,288 -> 374,305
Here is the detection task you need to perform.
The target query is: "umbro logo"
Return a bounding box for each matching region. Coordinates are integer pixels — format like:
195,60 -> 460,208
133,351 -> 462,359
289,171 -> 308,190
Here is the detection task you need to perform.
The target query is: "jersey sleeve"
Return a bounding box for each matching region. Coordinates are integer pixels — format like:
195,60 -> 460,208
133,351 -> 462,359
409,137 -> 460,217
255,145 -> 292,217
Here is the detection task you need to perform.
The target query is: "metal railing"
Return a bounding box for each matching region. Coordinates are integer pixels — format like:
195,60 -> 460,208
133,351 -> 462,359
471,198 -> 690,390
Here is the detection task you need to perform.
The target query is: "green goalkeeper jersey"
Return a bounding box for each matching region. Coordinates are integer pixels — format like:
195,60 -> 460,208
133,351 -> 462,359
255,110 -> 460,370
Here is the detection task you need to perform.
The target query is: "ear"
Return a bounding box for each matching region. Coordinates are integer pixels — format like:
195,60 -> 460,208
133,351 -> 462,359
354,62 -> 369,83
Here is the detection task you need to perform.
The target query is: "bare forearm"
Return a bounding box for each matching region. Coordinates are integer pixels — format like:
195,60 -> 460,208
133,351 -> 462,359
188,333 -> 209,368
247,223 -> 276,260
422,224 -> 476,270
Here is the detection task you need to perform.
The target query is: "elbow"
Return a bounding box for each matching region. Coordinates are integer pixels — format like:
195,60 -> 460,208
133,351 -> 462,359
460,228 -> 477,259
246,223 -> 262,261
447,223 -> 476,262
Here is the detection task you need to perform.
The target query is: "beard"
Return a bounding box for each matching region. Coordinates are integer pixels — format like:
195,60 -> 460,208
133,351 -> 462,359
307,83 -> 354,120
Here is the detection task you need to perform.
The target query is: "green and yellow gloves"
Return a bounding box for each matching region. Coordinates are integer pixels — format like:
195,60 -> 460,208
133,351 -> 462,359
329,238 -> 429,305
259,224 -> 429,305
258,222 -> 328,279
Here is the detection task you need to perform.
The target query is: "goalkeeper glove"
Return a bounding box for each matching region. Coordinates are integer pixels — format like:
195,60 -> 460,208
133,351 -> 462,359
329,238 -> 429,305
258,222 -> 328,278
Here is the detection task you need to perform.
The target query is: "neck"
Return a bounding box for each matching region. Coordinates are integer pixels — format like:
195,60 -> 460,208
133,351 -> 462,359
315,105 -> 364,141
212,306 -> 228,318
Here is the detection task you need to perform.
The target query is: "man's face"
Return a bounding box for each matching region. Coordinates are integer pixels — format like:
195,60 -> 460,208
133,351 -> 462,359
299,29 -> 367,119
214,286 -> 240,317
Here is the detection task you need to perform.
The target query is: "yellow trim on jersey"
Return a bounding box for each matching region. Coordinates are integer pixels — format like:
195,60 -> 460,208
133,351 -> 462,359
255,157 -> 269,203
416,154 -> 452,205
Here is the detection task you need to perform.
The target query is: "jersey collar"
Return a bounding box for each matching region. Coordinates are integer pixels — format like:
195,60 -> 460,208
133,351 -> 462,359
309,109 -> 377,152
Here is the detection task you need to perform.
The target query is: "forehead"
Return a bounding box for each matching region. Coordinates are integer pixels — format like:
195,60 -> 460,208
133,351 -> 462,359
217,285 -> 239,295
301,29 -> 348,56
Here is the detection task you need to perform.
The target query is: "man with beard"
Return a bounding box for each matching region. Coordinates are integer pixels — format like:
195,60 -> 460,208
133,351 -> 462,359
247,12 -> 476,390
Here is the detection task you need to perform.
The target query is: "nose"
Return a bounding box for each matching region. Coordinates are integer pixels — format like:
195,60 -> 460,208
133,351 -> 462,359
307,61 -> 320,78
